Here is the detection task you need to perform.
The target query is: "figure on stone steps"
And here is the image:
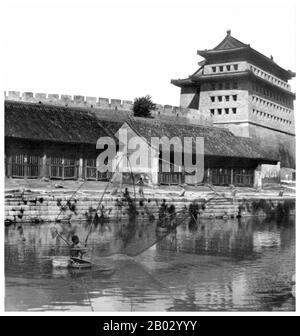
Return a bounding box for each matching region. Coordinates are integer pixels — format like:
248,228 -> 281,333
137,177 -> 144,197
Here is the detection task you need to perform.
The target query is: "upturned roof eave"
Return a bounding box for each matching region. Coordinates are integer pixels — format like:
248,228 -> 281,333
197,46 -> 294,80
197,46 -> 247,57
184,71 -> 295,96
170,78 -> 195,87
190,70 -> 250,81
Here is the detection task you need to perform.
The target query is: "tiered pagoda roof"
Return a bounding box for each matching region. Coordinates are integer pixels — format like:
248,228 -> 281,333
171,31 -> 295,92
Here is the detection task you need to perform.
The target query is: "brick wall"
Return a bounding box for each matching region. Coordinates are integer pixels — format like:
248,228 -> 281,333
4,91 -> 213,126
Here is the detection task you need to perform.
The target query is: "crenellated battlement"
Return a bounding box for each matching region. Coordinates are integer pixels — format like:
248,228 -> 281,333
4,91 -> 135,110
4,91 -> 213,126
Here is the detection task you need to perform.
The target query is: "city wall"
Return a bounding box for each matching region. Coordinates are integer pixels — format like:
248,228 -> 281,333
4,91 -> 213,126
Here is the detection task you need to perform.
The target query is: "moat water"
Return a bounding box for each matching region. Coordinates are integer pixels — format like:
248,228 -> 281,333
5,216 -> 295,311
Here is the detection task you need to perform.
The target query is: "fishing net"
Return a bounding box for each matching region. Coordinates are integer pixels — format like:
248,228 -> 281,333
120,215 -> 188,257
48,129 -> 207,259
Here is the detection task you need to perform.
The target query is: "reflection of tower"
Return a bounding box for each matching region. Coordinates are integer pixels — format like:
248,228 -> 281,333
185,285 -> 197,310
232,272 -> 248,307
169,231 -> 178,252
168,284 -> 197,311
130,297 -> 134,311
156,229 -> 178,253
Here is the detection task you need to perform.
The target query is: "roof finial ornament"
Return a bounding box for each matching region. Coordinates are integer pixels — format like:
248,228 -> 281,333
227,29 -> 231,36
270,55 -> 274,61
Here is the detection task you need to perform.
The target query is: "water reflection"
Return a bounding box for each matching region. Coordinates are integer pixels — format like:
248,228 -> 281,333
5,216 -> 295,311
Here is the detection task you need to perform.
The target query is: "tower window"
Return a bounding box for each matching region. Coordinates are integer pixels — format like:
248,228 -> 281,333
212,66 -> 216,73
233,64 -> 238,70
232,95 -> 237,101
210,109 -> 215,115
232,108 -> 237,114
226,65 -> 231,71
210,96 -> 215,102
219,66 -> 224,72
225,95 -> 230,102
218,96 -> 222,102
218,108 -> 222,115
225,108 -> 229,114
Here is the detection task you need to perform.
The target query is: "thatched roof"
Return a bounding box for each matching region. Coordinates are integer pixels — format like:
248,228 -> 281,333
5,100 -> 278,162
120,118 -> 278,162
5,101 -> 114,144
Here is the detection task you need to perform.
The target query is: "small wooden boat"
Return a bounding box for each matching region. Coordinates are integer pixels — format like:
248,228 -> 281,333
69,257 -> 92,269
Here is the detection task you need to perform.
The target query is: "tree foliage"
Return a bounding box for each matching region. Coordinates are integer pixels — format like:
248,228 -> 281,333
133,95 -> 156,118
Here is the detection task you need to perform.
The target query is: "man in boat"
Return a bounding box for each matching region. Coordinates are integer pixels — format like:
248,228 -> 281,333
70,235 -> 86,259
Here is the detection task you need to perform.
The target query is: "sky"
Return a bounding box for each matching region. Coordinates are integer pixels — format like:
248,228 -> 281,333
2,0 -> 297,106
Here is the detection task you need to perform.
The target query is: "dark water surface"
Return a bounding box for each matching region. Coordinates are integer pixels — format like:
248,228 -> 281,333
5,216 -> 295,311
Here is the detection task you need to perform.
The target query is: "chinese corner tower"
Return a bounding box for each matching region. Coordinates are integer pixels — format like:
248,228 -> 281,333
171,30 -> 295,168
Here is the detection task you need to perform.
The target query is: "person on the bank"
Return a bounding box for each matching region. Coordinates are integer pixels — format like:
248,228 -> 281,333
123,187 -> 130,199
137,177 -> 145,197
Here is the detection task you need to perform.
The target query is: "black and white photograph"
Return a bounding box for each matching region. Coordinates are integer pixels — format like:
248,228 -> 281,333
2,0 -> 297,314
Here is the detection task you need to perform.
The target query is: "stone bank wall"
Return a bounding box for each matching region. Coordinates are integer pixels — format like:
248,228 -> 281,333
4,190 -> 295,224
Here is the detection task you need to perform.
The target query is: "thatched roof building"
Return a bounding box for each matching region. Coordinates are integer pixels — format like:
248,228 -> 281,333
5,100 -> 278,186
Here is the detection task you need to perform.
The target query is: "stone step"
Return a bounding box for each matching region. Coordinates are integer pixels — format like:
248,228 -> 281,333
205,202 -> 236,206
205,208 -> 237,211
200,213 -> 238,219
5,197 -> 194,204
4,191 -> 295,223
203,209 -> 238,214
206,199 -> 234,202
205,203 -> 236,208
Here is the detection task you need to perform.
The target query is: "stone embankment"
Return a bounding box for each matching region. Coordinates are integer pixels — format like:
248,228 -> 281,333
4,188 -> 295,224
